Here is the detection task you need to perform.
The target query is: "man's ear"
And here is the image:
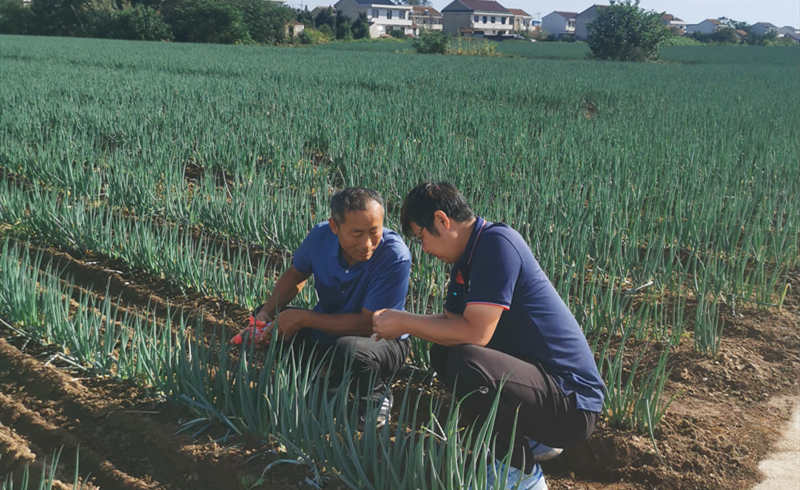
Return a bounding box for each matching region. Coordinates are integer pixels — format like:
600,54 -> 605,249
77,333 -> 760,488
328,217 -> 339,236
432,210 -> 451,232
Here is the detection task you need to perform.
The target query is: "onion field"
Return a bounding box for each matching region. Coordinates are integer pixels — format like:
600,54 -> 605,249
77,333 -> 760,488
1,35 -> 799,489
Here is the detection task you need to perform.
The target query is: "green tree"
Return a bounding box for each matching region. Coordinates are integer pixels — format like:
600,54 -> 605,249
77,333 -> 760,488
0,0 -> 33,34
162,0 -> 249,43
351,12 -> 368,39
231,0 -> 293,44
587,0 -> 669,61
113,5 -> 173,40
334,10 -> 351,40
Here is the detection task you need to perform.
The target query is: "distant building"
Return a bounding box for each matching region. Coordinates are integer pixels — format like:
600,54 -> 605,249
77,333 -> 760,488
441,0 -> 513,36
410,5 -> 443,35
750,22 -> 778,37
686,18 -> 722,36
660,13 -> 686,34
507,8 -> 534,33
575,5 -> 606,41
334,0 -> 413,37
542,11 -> 577,38
777,25 -> 798,37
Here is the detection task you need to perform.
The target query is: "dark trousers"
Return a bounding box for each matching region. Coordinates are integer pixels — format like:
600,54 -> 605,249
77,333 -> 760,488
292,328 -> 410,402
430,343 -> 597,473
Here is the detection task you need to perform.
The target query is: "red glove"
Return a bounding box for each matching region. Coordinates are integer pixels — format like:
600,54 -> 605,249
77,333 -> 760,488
230,316 -> 272,345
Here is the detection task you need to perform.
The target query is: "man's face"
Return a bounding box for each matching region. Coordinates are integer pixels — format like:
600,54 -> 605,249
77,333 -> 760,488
410,221 -> 459,263
330,200 -> 384,265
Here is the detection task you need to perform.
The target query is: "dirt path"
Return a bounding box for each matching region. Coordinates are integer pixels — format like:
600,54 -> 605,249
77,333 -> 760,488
753,397 -> 800,490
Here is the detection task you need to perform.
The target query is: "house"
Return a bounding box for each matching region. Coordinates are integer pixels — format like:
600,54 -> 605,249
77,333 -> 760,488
777,26 -> 798,37
441,0 -> 513,37
286,21 -> 305,38
334,0 -> 413,37
575,5 -> 606,41
660,13 -> 686,34
507,8 -> 534,33
410,5 -> 443,35
541,11 -> 577,38
750,22 -> 777,37
686,18 -> 722,35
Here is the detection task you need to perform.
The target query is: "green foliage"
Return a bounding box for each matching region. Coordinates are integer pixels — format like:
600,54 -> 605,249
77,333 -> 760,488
448,36 -> 497,56
350,12 -> 368,39
412,29 -> 447,54
587,0 -> 670,61
163,0 -> 249,44
298,26 -> 330,44
0,0 -> 33,34
112,5 -> 173,40
230,0 -> 293,44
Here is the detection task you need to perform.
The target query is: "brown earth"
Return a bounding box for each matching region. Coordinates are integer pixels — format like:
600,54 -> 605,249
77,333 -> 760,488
1,242 -> 798,489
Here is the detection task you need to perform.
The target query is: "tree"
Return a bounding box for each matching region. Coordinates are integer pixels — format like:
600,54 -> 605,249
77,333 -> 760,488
113,5 -> 173,40
231,0 -> 293,44
587,0 -> 669,61
162,0 -> 249,43
351,12 -> 368,39
0,0 -> 34,34
412,29 -> 447,53
334,10 -> 351,39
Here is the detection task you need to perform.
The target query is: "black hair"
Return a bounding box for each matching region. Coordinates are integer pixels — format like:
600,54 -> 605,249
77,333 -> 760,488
330,187 -> 385,224
400,182 -> 474,236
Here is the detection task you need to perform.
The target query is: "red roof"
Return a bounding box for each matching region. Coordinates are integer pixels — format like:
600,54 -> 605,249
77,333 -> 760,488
412,5 -> 442,16
508,8 -> 531,16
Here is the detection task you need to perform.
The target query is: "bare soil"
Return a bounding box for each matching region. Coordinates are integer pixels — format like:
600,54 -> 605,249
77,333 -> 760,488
1,243 -> 798,489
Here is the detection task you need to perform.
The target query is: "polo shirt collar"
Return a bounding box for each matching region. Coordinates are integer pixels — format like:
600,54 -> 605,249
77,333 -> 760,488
456,216 -> 486,270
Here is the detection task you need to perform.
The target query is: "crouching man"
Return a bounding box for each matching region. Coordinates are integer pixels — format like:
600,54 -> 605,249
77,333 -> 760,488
236,187 -> 412,427
373,183 -> 605,489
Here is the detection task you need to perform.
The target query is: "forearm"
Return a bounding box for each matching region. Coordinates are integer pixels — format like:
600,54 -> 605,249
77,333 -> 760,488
260,267 -> 307,319
401,312 -> 488,346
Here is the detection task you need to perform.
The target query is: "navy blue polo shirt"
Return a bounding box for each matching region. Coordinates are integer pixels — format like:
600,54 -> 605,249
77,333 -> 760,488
445,217 -> 605,413
292,222 -> 411,344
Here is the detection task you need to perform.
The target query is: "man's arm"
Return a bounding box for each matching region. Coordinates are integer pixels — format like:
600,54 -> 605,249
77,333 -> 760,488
255,266 -> 310,322
280,308 -> 374,338
372,304 -> 503,346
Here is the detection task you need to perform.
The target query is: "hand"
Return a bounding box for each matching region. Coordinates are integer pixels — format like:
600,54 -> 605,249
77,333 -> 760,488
275,309 -> 309,339
230,316 -> 272,346
371,308 -> 407,340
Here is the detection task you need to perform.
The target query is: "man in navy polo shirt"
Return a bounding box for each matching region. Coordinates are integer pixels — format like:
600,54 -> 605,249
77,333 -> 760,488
237,187 -> 411,426
373,182 -> 605,489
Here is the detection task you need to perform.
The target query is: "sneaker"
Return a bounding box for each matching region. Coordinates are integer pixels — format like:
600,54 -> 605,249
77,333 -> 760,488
526,438 -> 563,462
358,393 -> 392,429
485,459 -> 547,490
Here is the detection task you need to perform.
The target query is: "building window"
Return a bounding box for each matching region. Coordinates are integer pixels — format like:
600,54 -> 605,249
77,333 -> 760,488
387,9 -> 392,19
482,16 -> 487,23
490,16 -> 495,23
474,15 -> 479,22
500,17 -> 506,24
398,10 -> 405,19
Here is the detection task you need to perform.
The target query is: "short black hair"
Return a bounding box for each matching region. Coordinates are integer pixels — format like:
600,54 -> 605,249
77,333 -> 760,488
401,182 -> 474,236
330,187 -> 385,224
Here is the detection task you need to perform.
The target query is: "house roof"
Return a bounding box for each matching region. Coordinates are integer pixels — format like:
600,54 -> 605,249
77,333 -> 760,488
552,11 -> 578,19
508,8 -> 530,16
752,22 -> 777,28
579,5 -> 607,15
706,18 -> 721,25
661,13 -> 683,22
352,0 -> 404,5
412,5 -> 442,16
442,0 -> 510,14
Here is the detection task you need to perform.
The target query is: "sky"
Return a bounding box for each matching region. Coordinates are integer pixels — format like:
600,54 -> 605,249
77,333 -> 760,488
288,0 -> 800,28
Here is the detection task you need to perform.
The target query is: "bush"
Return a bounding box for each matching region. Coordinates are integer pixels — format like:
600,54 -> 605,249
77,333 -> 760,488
588,0 -> 670,61
298,26 -> 330,44
412,29 -> 447,54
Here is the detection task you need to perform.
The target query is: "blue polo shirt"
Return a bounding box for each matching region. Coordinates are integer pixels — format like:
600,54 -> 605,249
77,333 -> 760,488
292,222 -> 411,344
444,217 -> 605,413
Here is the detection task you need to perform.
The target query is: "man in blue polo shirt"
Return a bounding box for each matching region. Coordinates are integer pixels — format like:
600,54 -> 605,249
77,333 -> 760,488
235,187 -> 411,426
373,182 -> 605,489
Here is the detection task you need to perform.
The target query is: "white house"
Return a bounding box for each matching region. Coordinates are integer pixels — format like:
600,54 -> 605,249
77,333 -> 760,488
575,5 -> 606,41
686,18 -> 722,35
750,22 -> 777,37
334,0 -> 413,37
507,8 -> 534,33
410,5 -> 443,35
441,0 -> 513,36
542,11 -> 577,38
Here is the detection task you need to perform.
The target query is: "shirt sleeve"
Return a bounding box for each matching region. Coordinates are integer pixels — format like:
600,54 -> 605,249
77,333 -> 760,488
362,258 -> 411,312
291,227 -> 318,274
465,234 -> 521,310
